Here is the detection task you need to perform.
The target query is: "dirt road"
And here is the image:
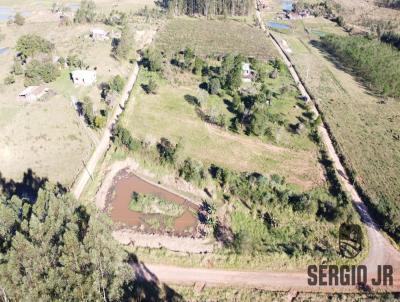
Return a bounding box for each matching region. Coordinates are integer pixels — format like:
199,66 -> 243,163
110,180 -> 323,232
71,63 -> 139,199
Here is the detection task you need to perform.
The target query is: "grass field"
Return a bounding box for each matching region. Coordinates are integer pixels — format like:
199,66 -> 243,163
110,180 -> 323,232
0,13 -> 150,185
121,69 -> 323,190
0,0 -> 155,13
155,18 -> 279,59
166,286 -> 398,302
272,17 -> 400,221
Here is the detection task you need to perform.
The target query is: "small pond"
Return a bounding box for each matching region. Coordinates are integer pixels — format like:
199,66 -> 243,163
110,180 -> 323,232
0,7 -> 31,22
0,47 -> 9,55
106,169 -> 199,237
267,21 -> 291,30
282,0 -> 293,12
0,7 -> 13,21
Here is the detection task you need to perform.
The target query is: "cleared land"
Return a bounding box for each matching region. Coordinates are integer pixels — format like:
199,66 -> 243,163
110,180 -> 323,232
272,17 -> 400,228
155,18 -> 279,59
332,0 -> 400,33
121,69 -> 323,190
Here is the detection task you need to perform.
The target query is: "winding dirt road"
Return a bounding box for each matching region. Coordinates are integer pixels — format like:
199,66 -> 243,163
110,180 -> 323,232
134,9 -> 400,292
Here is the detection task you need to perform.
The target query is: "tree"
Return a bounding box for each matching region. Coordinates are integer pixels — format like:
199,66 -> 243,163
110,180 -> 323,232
66,54 -> 85,69
23,60 -> 60,86
12,59 -> 24,75
82,96 -> 95,127
143,48 -> 163,72
14,12 -> 25,26
74,0 -> 96,23
109,75 -> 125,93
193,57 -> 205,75
157,137 -> 180,164
16,35 -> 54,60
183,47 -> 195,69
159,0 -> 254,16
4,74 -> 15,85
113,124 -> 139,151
145,78 -> 158,94
113,25 -> 133,60
209,77 -> 221,95
24,60 -> 60,85
0,186 -> 132,301
94,115 -> 106,128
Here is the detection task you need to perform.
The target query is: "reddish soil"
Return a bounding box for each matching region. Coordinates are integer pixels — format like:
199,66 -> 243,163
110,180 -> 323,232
105,169 -> 199,236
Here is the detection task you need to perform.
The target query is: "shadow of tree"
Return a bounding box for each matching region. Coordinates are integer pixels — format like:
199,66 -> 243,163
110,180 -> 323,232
0,169 -> 49,201
127,254 -> 183,302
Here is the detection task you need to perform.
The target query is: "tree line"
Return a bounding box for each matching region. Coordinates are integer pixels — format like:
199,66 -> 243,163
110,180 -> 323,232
157,0 -> 255,16
320,34 -> 400,97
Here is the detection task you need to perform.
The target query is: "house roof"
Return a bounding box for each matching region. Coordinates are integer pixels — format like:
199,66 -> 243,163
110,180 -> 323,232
71,70 -> 96,78
19,86 -> 49,97
242,62 -> 251,71
91,28 -> 108,35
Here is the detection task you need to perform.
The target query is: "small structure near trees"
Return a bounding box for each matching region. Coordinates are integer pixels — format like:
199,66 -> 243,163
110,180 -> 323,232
90,28 -> 109,41
19,86 -> 49,101
241,62 -> 256,83
71,70 -> 96,86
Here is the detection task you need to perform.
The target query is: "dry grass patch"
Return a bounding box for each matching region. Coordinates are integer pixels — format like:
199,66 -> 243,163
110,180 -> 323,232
155,18 -> 279,59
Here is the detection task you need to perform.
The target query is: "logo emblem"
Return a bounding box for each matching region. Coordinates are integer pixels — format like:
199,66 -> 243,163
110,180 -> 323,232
339,223 -> 363,259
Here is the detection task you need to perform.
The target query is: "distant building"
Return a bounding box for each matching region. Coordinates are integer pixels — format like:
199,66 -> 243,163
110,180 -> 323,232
242,62 -> 256,83
19,86 -> 49,101
71,70 -> 96,86
90,28 -> 109,41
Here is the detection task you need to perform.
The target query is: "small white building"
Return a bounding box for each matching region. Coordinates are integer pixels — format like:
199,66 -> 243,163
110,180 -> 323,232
71,70 -> 96,86
19,86 -> 49,101
242,62 -> 255,83
90,28 -> 109,41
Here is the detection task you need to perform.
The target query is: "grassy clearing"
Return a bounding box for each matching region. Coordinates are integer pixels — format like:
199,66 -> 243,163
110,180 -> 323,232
121,69 -> 323,190
273,17 -> 400,239
168,286 -> 399,302
155,18 -> 278,59
129,192 -> 185,217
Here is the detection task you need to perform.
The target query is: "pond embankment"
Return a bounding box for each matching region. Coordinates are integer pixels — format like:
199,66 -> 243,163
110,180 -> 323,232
95,159 -> 214,253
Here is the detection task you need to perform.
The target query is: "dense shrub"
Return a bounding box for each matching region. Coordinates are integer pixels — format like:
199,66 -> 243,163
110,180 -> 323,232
24,60 -> 60,85
109,75 -> 125,93
113,124 -> 140,151
4,74 -> 15,85
16,35 -> 54,60
178,158 -> 206,184
142,48 -> 163,72
156,137 -> 180,164
66,54 -> 85,69
14,12 -> 25,26
113,25 -> 133,60
74,0 -> 96,23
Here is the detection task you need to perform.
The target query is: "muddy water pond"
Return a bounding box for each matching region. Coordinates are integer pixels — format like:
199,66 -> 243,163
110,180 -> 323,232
105,169 -> 200,237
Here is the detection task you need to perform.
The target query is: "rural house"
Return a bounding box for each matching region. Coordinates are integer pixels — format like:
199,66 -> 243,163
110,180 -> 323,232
90,28 -> 109,41
71,70 -> 96,86
19,86 -> 49,101
242,62 -> 256,83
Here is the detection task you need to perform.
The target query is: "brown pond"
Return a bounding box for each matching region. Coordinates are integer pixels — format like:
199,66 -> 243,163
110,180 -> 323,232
105,169 -> 199,236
